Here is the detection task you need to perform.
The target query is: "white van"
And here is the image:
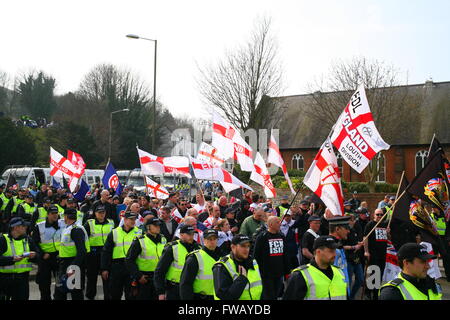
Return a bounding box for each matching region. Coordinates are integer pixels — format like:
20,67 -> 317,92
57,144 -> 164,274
117,170 -> 131,186
1,167 -> 47,187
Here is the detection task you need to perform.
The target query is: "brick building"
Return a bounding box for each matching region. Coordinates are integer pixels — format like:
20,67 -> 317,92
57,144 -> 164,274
265,80 -> 450,184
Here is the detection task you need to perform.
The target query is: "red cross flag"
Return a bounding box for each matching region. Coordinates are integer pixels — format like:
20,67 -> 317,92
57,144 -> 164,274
233,133 -> 254,172
50,147 -> 81,193
196,142 -> 226,167
330,85 -> 390,173
267,133 -> 295,195
67,150 -> 86,174
190,157 -> 253,193
137,147 -> 191,178
212,110 -> 236,160
250,152 -> 276,198
144,176 -> 169,199
304,138 -> 344,216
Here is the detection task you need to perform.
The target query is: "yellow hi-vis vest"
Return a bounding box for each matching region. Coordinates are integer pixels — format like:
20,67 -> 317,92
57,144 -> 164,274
295,264 -> 347,300
0,193 -> 11,211
165,240 -> 189,283
20,203 -> 36,216
190,249 -> 216,296
56,204 -> 65,219
380,273 -> 442,300
136,234 -> 167,272
11,197 -> 25,214
59,223 -> 91,258
277,206 -> 289,218
213,255 -> 262,300
87,219 -> 114,247
0,234 -> 32,273
431,213 -> 446,236
112,226 -> 142,259
37,220 -> 65,253
36,207 -> 49,224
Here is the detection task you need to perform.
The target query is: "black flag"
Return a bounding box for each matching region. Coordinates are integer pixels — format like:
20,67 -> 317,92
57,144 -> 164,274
62,175 -> 69,190
6,174 -> 18,190
427,135 -> 450,185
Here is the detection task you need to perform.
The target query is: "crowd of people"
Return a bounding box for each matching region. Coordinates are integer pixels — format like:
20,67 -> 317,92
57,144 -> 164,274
0,182 -> 446,301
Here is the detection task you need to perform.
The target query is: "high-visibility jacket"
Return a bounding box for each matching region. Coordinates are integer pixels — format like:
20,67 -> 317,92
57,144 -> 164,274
431,213 -> 446,236
213,255 -> 262,300
190,249 -> 216,296
75,210 -> 85,226
0,234 -> 33,273
59,223 -> 90,258
11,197 -> 25,214
0,193 -> 11,211
55,204 -> 65,219
380,273 -> 442,300
165,240 -> 189,283
87,219 -> 114,247
112,227 -> 142,259
20,203 -> 36,217
277,206 -> 289,217
36,207 -> 49,224
136,234 -> 167,272
37,220 -> 65,253
294,264 -> 347,300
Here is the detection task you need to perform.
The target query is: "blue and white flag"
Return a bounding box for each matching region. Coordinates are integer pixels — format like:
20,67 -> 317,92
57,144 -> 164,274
102,162 -> 123,196
52,178 -> 62,189
73,179 -> 90,201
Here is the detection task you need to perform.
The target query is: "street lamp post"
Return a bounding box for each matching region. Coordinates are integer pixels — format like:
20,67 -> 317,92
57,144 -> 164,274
126,34 -> 157,153
109,108 -> 130,161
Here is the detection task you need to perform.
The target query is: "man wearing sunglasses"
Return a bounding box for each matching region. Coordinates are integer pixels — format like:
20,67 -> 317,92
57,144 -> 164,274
363,208 -> 388,300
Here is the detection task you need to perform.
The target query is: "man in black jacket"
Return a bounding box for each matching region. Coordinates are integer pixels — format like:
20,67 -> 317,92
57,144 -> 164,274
253,216 -> 290,300
179,229 -> 222,300
159,206 -> 178,241
153,225 -> 200,300
125,217 -> 167,300
92,190 -> 118,227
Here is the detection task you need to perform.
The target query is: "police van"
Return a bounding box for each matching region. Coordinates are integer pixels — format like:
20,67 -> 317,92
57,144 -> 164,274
117,170 -> 131,186
126,169 -> 193,194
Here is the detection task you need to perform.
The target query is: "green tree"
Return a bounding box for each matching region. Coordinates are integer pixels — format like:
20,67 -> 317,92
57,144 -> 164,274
17,71 -> 58,119
0,117 -> 37,171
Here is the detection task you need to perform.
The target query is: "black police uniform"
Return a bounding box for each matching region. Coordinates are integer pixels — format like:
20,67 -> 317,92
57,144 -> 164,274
125,233 -> 166,300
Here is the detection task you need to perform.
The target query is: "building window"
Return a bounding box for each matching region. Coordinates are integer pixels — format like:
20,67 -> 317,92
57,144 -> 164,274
376,153 -> 386,182
415,150 -> 429,175
292,154 -> 304,171
335,153 -> 343,176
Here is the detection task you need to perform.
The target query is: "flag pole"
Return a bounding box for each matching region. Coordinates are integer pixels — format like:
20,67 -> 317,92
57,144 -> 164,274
387,171 -> 405,230
427,133 -> 436,156
280,186 -> 303,223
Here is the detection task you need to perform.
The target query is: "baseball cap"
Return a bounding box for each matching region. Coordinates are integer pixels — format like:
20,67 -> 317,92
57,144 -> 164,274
353,191 -> 358,194
48,205 -> 59,214
63,208 -> 77,220
389,196 -> 396,201
43,197 -> 52,203
308,215 -> 321,222
344,201 -> 352,206
313,236 -> 339,251
231,234 -> 251,245
95,205 -> 106,212
9,217 -> 30,228
124,211 -> 138,219
300,200 -> 309,205
281,195 -> 289,200
203,229 -> 219,239
179,225 -> 196,234
145,217 -> 162,226
25,194 -> 33,199
66,198 -> 76,204
397,243 -> 437,261
112,195 -> 120,200
356,207 -> 369,216
225,207 -> 236,215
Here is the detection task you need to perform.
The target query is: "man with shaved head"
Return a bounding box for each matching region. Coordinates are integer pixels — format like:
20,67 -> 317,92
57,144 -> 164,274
253,215 -> 290,300
92,189 -> 118,226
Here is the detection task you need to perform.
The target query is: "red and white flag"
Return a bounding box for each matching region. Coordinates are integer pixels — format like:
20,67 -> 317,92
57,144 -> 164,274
50,147 -> 81,193
267,133 -> 295,194
145,176 -> 169,199
330,85 -> 390,173
303,138 -> 344,216
250,152 -> 276,198
196,142 -> 226,167
190,157 -> 253,192
137,147 -> 191,178
67,150 -> 86,174
382,241 -> 401,283
233,134 -> 254,172
212,110 -> 236,160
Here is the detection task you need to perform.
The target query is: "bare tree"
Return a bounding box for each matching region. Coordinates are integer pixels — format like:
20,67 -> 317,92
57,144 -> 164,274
305,57 -> 423,192
0,70 -> 10,113
197,17 -> 283,130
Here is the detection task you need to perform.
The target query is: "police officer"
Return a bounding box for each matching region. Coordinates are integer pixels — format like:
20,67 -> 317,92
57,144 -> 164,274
125,216 -> 167,300
55,194 -> 68,219
31,205 -> 65,300
0,188 -> 13,232
4,188 -> 27,221
67,198 -> 86,226
379,243 -> 442,300
283,236 -> 348,300
276,195 -> 290,218
32,197 -> 53,225
212,234 -> 262,300
54,208 -> 90,300
17,194 -> 37,223
84,205 -> 114,300
101,211 -> 142,300
154,225 -> 200,300
0,217 -> 39,300
180,229 -> 222,300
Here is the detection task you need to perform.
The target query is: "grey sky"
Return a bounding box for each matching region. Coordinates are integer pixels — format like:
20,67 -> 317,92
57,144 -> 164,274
1,0 -> 449,119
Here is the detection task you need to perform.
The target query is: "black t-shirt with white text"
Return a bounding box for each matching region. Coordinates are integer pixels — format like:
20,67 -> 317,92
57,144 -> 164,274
364,220 -> 388,261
